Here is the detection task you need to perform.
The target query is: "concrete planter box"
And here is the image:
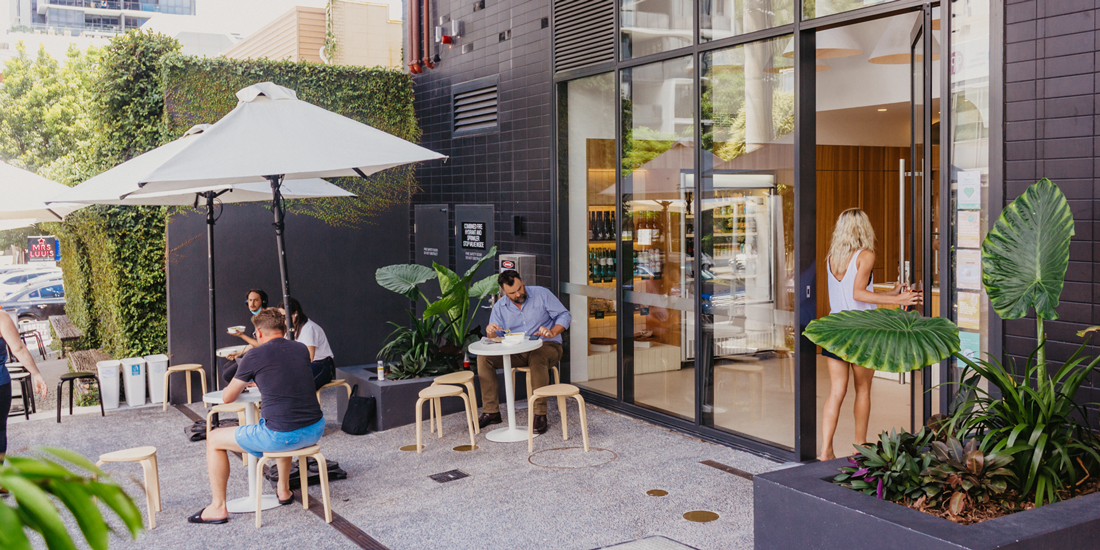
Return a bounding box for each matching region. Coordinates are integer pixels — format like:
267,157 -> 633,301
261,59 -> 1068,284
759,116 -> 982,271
755,458 -> 1100,550
334,365 -> 524,432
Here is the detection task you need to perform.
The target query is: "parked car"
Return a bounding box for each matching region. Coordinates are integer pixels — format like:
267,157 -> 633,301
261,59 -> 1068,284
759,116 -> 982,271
0,268 -> 61,297
0,280 -> 65,323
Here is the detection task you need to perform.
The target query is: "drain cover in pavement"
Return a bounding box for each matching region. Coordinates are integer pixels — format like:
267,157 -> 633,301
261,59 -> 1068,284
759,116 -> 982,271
646,489 -> 668,497
593,535 -> 700,549
528,447 -> 616,469
683,510 -> 719,523
429,469 -> 469,483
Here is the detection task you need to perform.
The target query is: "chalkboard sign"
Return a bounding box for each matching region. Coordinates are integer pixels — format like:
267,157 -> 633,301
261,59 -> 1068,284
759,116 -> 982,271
461,222 -> 486,250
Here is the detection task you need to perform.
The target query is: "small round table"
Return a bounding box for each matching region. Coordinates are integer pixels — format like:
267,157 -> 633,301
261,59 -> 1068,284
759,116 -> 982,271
202,389 -> 279,513
468,339 -> 543,443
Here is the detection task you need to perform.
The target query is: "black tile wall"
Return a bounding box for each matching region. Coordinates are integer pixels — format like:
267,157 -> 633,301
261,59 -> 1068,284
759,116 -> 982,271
407,0 -> 554,287
1003,0 -> 1100,385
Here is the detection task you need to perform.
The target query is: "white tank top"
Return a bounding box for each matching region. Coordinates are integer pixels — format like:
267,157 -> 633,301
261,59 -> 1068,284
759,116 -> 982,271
827,250 -> 876,314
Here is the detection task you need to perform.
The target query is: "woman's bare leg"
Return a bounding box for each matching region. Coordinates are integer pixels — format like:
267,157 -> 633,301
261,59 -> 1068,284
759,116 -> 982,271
819,358 -> 851,461
851,365 -> 876,447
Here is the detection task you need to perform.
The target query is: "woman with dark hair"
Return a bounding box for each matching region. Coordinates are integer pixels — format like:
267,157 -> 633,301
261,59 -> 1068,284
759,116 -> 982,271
277,298 -> 334,390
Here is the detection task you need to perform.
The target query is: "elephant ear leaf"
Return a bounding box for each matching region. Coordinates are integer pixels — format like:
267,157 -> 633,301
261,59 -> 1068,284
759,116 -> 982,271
982,178 -> 1074,320
433,262 -> 461,298
463,246 -> 498,279
804,309 -> 960,373
376,264 -> 437,298
470,274 -> 499,299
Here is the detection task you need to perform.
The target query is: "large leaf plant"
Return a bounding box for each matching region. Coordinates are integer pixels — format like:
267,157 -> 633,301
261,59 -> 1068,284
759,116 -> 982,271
813,178 -> 1099,508
1,447 -> 143,550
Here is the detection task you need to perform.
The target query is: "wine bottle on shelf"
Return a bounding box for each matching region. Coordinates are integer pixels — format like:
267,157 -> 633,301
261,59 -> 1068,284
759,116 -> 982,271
588,211 -> 595,241
608,210 -> 615,241
621,209 -> 633,241
652,211 -> 661,242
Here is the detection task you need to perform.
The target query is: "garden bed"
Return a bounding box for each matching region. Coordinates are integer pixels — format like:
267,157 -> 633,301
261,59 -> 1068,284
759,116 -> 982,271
754,458 -> 1100,550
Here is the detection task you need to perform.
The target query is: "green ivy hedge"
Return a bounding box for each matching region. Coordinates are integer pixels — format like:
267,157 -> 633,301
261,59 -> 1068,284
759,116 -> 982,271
56,30 -> 421,359
159,54 -> 421,227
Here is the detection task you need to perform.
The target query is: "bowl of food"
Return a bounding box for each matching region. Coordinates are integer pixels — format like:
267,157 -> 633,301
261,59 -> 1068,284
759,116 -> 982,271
227,325 -> 246,334
503,332 -> 525,345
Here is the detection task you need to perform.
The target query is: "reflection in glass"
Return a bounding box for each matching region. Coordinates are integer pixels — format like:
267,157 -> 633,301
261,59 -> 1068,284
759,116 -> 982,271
700,36 -> 795,449
560,73 -> 619,398
622,56 -> 695,419
804,0 -> 898,19
620,0 -> 693,60
701,0 -> 795,43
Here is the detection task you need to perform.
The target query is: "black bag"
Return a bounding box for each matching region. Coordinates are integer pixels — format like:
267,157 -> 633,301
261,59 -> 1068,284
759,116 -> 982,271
341,384 -> 375,435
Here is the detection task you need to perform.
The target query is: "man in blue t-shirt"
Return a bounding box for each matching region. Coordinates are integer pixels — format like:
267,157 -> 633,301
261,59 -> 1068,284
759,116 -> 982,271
190,308 -> 324,525
478,270 -> 571,435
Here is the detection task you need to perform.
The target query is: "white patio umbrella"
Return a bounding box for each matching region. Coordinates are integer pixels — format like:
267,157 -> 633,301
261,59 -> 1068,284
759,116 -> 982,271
118,82 -> 446,338
50,123 -> 355,391
0,160 -> 82,226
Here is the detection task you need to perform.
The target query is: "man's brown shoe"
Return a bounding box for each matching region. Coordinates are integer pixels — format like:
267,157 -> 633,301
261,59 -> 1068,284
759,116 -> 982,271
478,412 -> 503,429
533,414 -> 548,435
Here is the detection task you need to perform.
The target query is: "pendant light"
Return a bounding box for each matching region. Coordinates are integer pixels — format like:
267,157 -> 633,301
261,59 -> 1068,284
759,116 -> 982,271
782,27 -> 862,59
868,12 -> 941,65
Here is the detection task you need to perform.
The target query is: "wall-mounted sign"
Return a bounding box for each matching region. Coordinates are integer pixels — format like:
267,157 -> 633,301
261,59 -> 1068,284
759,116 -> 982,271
27,235 -> 58,262
462,222 -> 486,250
501,260 -> 515,269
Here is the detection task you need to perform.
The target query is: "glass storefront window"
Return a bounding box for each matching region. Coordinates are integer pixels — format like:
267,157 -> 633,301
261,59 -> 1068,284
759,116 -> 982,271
700,36 -> 796,448
620,0 -> 693,60
621,56 -> 695,419
702,0 -> 795,43
804,0 -> 900,19
948,0 -> 990,402
559,73 -> 619,398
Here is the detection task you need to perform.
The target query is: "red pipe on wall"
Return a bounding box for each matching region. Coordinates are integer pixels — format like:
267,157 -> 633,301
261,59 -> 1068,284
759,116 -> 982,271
422,0 -> 434,69
408,0 -> 422,73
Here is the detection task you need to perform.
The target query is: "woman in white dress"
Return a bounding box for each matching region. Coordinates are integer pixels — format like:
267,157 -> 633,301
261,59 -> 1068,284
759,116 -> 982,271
818,208 -> 922,461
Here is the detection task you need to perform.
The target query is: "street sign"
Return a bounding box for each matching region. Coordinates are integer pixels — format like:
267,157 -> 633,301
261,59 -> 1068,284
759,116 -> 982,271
27,235 -> 57,262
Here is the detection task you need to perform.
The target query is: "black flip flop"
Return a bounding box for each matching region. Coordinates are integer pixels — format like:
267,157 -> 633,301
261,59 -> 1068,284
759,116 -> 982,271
279,494 -> 294,506
188,510 -> 229,524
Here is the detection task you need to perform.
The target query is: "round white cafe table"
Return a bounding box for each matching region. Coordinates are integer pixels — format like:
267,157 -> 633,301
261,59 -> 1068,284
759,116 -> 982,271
203,390 -> 280,513
468,339 -> 543,443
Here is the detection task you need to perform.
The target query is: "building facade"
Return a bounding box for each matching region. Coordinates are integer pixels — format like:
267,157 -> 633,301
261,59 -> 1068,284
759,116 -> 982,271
408,0 -> 1098,462
9,0 -> 195,35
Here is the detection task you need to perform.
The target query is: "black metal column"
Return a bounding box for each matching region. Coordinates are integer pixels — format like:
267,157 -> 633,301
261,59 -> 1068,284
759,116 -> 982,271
793,26 -> 818,462
268,175 -> 295,339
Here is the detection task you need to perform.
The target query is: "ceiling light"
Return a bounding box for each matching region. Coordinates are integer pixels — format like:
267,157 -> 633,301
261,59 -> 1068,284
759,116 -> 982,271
877,108 -> 887,112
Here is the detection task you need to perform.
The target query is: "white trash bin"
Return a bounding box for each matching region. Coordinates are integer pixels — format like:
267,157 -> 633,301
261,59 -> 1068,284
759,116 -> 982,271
96,360 -> 121,410
120,357 -> 147,407
144,354 -> 169,404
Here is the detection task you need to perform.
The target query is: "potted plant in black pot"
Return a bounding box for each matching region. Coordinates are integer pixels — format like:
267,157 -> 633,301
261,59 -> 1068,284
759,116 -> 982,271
755,179 -> 1100,549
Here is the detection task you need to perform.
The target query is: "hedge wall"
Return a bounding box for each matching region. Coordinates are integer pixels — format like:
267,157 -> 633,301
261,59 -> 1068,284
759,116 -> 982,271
159,54 -> 421,227
56,31 -> 421,358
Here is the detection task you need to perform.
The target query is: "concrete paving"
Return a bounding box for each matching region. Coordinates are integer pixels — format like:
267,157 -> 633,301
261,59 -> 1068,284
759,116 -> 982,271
7,386 -> 778,550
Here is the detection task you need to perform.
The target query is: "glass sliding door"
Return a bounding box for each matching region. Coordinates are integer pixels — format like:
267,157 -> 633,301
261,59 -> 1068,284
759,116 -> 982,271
621,57 -> 695,419
559,73 -> 619,398
700,35 -> 796,449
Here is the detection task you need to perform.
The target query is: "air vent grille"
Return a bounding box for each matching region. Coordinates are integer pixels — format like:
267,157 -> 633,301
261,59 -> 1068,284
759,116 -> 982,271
553,0 -> 614,73
453,84 -> 498,136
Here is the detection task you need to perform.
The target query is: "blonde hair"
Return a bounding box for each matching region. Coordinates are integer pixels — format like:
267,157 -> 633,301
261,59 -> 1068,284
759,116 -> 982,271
828,208 -> 875,273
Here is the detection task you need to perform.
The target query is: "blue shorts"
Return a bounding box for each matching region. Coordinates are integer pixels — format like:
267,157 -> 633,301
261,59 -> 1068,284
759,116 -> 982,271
234,417 -> 325,458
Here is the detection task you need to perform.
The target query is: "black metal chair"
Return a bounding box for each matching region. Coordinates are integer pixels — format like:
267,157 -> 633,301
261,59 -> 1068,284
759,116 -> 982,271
8,371 -> 34,420
8,363 -> 35,415
57,372 -> 105,423
19,329 -> 47,360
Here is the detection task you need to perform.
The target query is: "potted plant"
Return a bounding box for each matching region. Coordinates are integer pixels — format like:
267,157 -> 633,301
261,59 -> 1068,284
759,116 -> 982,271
756,179 -> 1100,549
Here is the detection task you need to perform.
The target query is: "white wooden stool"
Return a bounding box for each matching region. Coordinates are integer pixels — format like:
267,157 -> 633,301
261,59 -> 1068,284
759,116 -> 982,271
315,379 -> 352,404
414,385 -> 475,453
528,384 -> 589,453
255,444 -> 332,528
430,370 -> 478,434
513,364 -> 562,417
96,446 -> 161,529
163,363 -> 207,411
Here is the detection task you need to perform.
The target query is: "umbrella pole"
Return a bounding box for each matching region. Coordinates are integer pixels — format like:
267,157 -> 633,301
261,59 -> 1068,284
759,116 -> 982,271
268,175 -> 295,340
204,192 -> 219,393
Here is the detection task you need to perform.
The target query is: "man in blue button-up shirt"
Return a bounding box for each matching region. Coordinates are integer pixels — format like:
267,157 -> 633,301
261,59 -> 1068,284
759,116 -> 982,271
478,270 -> 571,434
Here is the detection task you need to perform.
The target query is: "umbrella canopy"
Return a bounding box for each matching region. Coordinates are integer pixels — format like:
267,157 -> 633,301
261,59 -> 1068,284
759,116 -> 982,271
50,122 -> 356,395
0,161 -> 81,224
123,82 -> 445,194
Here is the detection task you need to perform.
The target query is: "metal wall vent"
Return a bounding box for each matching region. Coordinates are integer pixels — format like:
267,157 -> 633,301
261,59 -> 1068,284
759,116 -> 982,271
553,0 -> 614,74
453,76 -> 499,137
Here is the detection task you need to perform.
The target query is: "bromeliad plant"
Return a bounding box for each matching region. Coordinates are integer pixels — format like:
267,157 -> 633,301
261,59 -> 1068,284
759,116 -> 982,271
919,437 -> 1016,515
834,428 -> 935,502
810,177 -> 1100,512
